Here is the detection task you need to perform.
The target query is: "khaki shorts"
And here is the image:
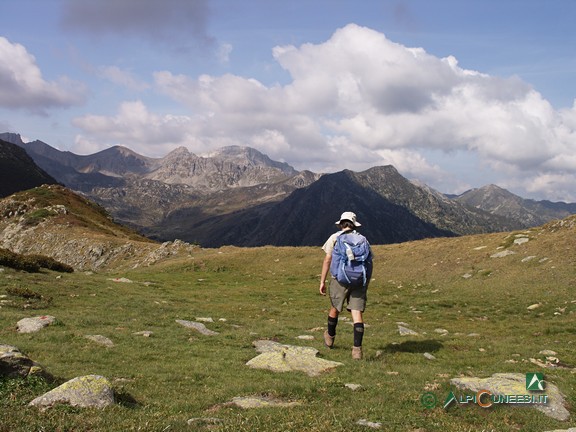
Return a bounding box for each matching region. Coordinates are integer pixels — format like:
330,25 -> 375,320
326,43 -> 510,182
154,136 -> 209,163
329,278 -> 368,312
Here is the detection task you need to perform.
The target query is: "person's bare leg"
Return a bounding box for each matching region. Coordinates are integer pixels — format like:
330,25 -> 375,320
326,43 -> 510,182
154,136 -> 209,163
351,309 -> 363,323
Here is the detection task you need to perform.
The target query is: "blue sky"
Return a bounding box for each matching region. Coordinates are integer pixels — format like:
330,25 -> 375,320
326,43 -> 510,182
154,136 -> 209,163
1,0 -> 576,201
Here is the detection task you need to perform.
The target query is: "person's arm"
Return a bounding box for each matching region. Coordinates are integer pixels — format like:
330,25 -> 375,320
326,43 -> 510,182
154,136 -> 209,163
319,253 -> 332,295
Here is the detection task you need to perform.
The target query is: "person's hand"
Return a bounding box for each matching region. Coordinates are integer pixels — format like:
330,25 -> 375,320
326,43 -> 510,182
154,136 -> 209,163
319,281 -> 327,295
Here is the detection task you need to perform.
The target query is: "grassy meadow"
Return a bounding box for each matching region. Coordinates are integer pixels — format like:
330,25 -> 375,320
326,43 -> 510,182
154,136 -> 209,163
1,221 -> 575,431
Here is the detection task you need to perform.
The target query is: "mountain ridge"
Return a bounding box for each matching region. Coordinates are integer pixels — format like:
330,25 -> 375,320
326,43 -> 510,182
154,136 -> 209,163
2,132 -> 575,247
159,167 -> 518,247
455,184 -> 576,228
1,133 -> 304,193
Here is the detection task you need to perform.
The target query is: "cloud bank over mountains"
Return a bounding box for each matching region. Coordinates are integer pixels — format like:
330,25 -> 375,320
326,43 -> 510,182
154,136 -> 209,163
1,2 -> 575,202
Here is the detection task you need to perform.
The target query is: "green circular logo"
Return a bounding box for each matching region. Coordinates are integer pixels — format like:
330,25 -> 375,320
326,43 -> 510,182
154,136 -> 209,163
420,392 -> 437,409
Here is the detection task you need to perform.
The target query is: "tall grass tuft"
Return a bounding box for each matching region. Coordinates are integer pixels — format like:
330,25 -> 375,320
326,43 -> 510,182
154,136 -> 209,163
0,248 -> 73,273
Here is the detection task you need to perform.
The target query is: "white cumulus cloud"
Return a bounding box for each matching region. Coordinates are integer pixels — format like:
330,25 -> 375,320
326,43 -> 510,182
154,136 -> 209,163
72,100 -> 201,155
0,37 -> 86,112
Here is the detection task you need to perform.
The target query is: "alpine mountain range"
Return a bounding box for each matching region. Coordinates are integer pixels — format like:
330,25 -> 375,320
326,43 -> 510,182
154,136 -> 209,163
2,132 -> 575,247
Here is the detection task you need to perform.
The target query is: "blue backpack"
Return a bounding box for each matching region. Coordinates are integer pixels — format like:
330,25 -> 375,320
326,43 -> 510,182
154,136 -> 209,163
330,231 -> 373,288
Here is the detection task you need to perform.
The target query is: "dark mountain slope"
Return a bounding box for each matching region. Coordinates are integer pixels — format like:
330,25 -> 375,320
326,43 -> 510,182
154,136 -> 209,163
244,169 -> 458,246
350,167 -> 517,235
0,139 -> 59,198
165,166 -> 526,248
166,169 -> 457,247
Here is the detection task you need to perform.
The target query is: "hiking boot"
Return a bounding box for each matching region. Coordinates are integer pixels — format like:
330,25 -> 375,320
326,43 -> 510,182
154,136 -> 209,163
323,330 -> 335,348
352,346 -> 363,360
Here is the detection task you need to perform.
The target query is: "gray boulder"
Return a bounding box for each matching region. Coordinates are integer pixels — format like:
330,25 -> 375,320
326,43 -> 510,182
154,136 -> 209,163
490,250 -> 516,258
246,340 -> 342,377
0,344 -> 49,378
29,375 -> 114,409
16,315 -> 56,333
85,335 -> 115,347
176,319 -> 219,336
397,324 -> 419,336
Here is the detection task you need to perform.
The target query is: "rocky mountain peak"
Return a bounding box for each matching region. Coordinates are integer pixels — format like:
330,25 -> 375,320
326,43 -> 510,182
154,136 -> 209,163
145,145 -> 299,190
75,146 -> 155,177
204,145 -> 298,176
476,184 -> 513,198
163,146 -> 193,159
205,145 -> 257,159
457,184 -> 521,209
410,179 -> 453,204
0,132 -> 25,146
484,184 -> 504,191
112,145 -> 144,158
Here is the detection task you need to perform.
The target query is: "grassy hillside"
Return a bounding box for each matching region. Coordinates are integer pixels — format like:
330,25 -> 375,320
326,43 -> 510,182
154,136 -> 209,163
0,185 -> 159,271
0,216 -> 575,431
0,185 -> 149,241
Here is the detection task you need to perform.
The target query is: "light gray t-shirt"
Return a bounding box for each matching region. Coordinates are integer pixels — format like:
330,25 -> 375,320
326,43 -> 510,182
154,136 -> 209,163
321,229 -> 354,255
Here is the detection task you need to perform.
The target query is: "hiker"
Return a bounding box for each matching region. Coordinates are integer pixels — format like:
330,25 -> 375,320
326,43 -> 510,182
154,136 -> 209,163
319,211 -> 373,360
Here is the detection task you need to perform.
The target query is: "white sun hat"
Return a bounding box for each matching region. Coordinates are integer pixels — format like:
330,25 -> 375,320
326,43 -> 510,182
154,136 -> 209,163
335,211 -> 361,227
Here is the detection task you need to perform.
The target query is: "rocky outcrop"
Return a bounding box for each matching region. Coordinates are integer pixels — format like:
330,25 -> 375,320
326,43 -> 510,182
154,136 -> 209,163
0,223 -> 195,271
0,185 -> 202,270
2,342 -> 115,410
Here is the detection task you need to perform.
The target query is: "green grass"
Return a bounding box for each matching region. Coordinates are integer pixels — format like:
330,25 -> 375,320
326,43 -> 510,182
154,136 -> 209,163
0,230 -> 575,431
